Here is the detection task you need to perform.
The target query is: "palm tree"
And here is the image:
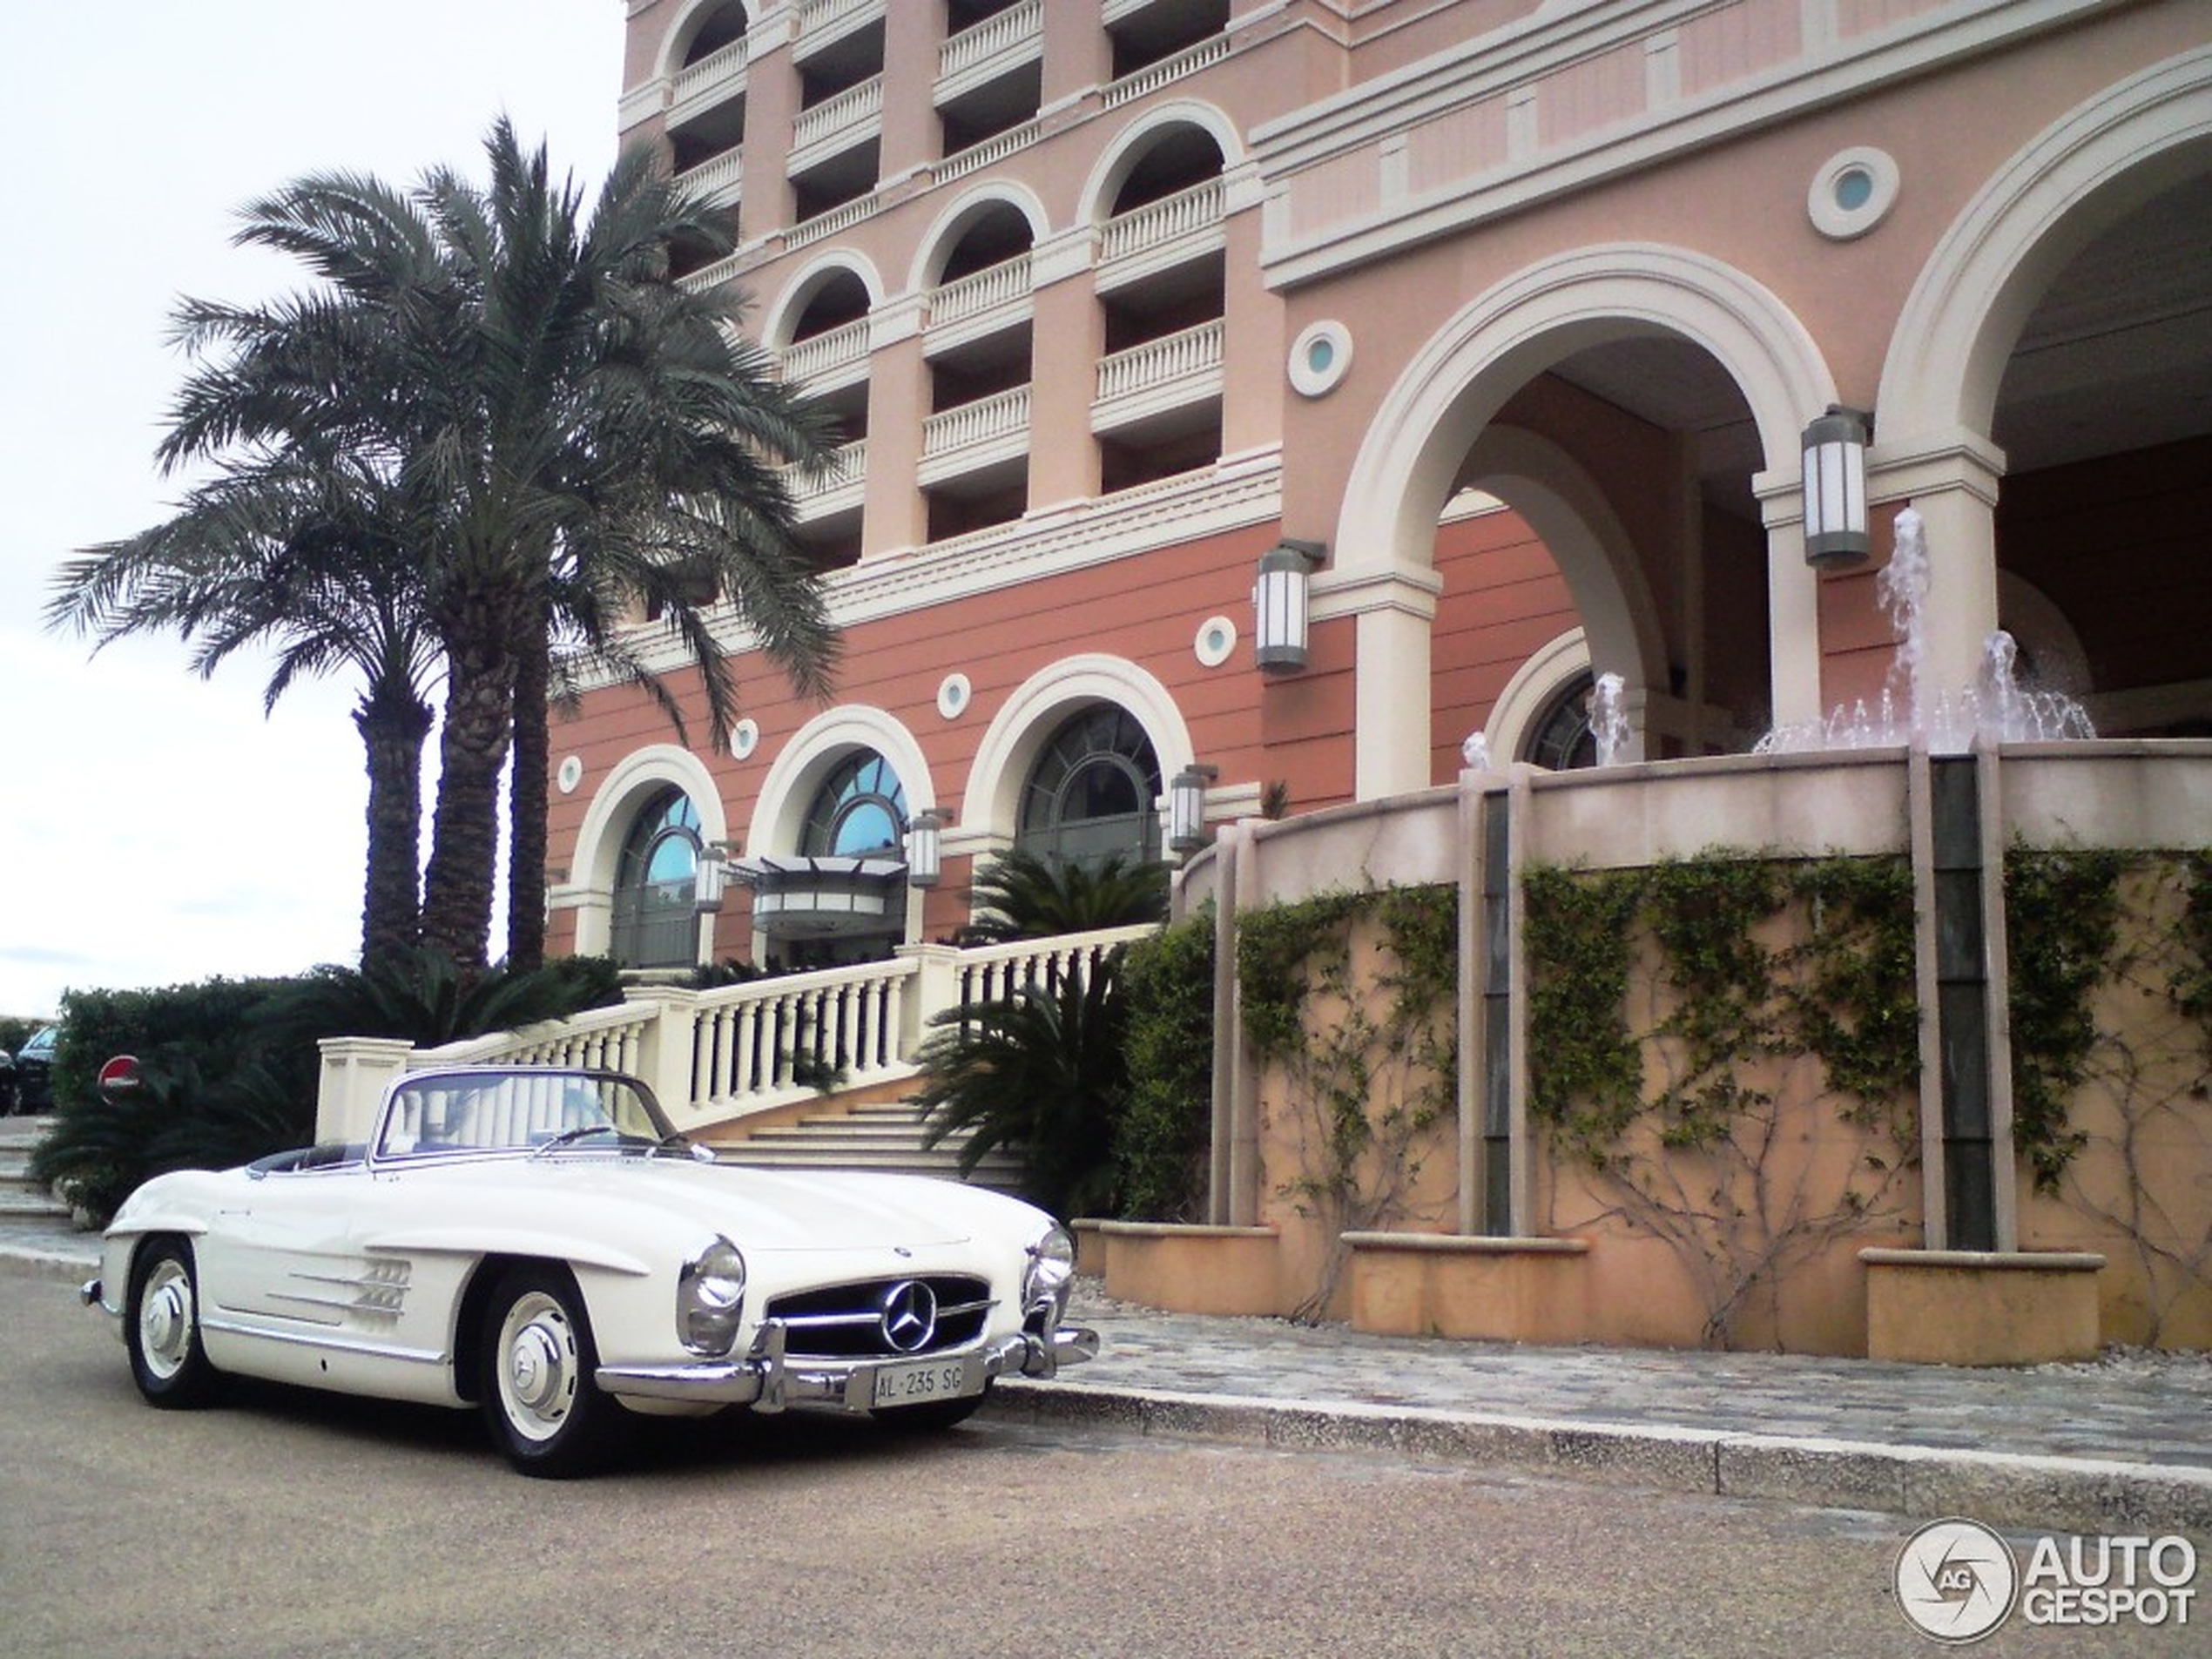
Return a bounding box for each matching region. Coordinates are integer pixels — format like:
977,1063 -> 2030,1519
137,118 -> 840,974
50,448 -> 440,972
964,847 -> 1172,942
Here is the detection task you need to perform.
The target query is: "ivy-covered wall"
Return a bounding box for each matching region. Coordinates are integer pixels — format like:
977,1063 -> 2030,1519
1238,884 -> 1459,1321
1523,853 -> 1923,1352
2010,851 -> 2212,1347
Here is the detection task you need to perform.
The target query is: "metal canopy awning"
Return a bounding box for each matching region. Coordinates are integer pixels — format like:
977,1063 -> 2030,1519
732,853 -> 907,939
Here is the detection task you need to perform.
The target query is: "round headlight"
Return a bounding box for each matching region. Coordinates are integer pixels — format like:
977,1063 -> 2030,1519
678,1238 -> 747,1354
1022,1224 -> 1076,1315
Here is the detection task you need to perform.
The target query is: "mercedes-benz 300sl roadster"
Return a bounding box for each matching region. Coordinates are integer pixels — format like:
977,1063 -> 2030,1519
83,1066 -> 1097,1475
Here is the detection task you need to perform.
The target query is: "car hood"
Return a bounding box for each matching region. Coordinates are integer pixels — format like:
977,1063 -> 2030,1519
384,1156 -> 981,1253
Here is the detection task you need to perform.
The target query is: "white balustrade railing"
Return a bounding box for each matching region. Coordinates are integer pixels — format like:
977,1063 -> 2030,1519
779,318 -> 870,386
314,924 -> 1157,1143
786,193 -> 879,249
934,118 -> 1042,183
1099,179 -> 1224,265
792,76 -> 883,153
1103,34 -> 1231,108
929,254 -> 1033,327
922,384 -> 1031,458
408,1000 -> 662,1076
690,955 -> 914,1120
950,924 -> 1159,1009
797,0 -> 877,42
786,439 -> 867,515
939,0 -> 1042,80
1096,319 -> 1224,403
675,147 -> 744,206
671,37 -> 749,111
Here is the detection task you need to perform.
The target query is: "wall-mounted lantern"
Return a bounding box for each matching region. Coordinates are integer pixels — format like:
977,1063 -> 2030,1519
692,839 -> 738,913
1168,764 -> 1219,856
906,809 -> 948,888
1254,539 -> 1326,673
1802,405 -> 1871,569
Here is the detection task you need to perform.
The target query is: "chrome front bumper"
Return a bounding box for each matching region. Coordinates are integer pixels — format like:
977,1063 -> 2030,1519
597,1319 -> 1099,1413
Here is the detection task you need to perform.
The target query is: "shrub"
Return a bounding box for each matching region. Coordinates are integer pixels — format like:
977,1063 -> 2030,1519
30,951 -> 624,1225
1114,908 -> 1216,1221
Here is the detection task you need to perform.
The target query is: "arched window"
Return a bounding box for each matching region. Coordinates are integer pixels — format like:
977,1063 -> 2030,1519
1017,705 -> 1162,869
1524,672 -> 1600,771
800,752 -> 908,856
610,788 -> 703,968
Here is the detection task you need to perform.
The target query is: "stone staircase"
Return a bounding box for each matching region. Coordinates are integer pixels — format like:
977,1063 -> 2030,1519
710,1097 -> 1027,1196
0,1117 -> 88,1257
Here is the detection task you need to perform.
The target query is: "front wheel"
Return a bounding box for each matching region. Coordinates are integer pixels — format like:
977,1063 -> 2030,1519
126,1238 -> 223,1408
478,1264 -> 629,1478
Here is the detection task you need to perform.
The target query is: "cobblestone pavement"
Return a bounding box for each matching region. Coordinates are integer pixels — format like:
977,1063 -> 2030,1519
12,1224 -> 2210,1531
1053,1284 -> 2212,1474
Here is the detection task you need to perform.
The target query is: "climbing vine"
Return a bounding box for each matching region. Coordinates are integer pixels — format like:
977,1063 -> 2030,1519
1523,851 -> 1919,1349
1238,884 -> 1458,1322
2003,846 -> 2131,1193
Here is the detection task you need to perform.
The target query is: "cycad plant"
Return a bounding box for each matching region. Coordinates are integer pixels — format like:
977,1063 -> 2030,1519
914,954 -> 1130,1221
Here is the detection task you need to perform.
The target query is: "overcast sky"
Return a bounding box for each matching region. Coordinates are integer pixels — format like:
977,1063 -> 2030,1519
0,2 -> 624,1020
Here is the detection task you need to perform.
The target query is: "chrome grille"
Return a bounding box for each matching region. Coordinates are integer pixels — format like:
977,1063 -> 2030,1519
765,1275 -> 993,1359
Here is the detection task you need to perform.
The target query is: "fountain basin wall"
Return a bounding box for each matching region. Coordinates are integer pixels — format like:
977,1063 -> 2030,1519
1164,742 -> 2212,1355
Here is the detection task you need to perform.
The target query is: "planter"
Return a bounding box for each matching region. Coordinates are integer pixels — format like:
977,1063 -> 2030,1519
1098,1222 -> 1283,1316
1860,1247 -> 2106,1365
1345,1232 -> 1592,1342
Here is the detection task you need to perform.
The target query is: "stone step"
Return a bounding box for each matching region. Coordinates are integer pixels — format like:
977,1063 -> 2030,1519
0,1187 -> 73,1224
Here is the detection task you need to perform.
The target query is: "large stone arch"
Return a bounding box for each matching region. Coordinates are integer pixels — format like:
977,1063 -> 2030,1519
964,655 -> 1196,848
906,180 -> 1054,294
1460,425 -> 1664,732
1334,244 -> 1835,792
1874,47 -> 2212,707
762,250 -> 887,350
1879,47 -> 2212,448
1078,99 -> 1246,226
567,744 -> 729,958
745,705 -> 936,859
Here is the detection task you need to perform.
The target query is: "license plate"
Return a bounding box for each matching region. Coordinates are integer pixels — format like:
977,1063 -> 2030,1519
869,1352 -> 980,1409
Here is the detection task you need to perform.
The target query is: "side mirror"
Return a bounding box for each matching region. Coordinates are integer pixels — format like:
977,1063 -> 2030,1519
97,1055 -> 144,1108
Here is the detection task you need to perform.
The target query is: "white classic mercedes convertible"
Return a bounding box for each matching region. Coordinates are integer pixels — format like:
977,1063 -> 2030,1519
84,1066 -> 1097,1475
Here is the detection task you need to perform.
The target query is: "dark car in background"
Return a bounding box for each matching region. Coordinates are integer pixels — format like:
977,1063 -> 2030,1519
0,1046 -> 14,1113
13,1026 -> 57,1113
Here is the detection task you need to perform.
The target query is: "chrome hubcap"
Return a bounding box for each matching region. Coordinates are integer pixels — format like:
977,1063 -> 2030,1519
138,1261 -> 192,1379
499,1293 -> 577,1440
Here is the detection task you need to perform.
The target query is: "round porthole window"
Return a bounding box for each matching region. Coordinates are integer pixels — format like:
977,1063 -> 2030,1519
1289,320 -> 1352,397
1808,147 -> 1898,241
1195,615 -> 1238,668
730,718 -> 759,759
938,673 -> 972,720
556,755 -> 583,795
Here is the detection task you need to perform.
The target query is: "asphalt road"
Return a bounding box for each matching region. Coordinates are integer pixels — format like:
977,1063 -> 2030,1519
2,1273 -> 2193,1659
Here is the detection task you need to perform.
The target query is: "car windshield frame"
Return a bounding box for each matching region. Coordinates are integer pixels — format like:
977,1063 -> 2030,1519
369,1068 -> 678,1166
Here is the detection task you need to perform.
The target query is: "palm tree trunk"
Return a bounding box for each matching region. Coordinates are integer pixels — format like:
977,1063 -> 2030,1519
420,620 -> 516,974
355,683 -> 431,975
505,594 -> 551,972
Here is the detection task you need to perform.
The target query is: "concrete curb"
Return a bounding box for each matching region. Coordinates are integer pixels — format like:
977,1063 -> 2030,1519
988,1379 -> 2212,1537
0,1246 -> 98,1287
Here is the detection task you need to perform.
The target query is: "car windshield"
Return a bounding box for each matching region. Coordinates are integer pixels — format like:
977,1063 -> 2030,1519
374,1071 -> 671,1160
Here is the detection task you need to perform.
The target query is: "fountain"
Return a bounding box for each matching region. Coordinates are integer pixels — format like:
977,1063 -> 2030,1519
1589,671 -> 1632,765
1756,506 -> 2094,755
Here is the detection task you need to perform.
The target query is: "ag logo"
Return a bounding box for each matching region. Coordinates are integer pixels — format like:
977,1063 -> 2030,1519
1896,1518 -> 2019,1643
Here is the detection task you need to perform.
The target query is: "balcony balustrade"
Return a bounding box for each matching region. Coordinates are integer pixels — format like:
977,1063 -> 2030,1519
1092,320 -> 1224,431
938,0 -> 1043,89
669,36 -> 749,122
791,76 -> 884,169
675,146 -> 745,210
779,319 -> 871,389
920,385 -> 1032,482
